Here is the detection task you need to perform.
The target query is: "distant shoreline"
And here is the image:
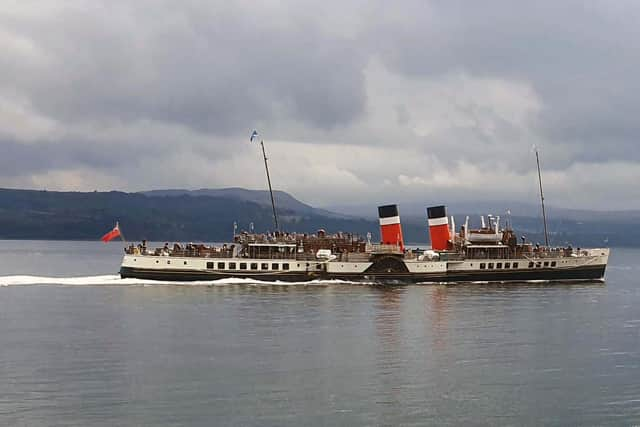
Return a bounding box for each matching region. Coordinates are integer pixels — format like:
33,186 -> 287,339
0,187 -> 631,247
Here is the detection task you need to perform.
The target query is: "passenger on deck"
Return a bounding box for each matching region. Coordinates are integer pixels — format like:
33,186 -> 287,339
197,244 -> 206,256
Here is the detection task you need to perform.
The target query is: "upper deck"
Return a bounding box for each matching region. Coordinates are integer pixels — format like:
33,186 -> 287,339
122,217 -> 609,266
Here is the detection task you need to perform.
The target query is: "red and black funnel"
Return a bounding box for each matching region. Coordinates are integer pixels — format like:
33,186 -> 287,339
378,204 -> 404,251
427,205 -> 450,251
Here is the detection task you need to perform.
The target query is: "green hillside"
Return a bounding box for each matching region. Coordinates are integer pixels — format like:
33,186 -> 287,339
0,188 -> 633,246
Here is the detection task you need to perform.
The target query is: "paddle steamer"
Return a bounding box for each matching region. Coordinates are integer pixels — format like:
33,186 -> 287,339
119,137 -> 609,283
120,203 -> 609,283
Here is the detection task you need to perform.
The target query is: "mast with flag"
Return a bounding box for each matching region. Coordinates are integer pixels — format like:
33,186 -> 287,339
251,130 -> 279,231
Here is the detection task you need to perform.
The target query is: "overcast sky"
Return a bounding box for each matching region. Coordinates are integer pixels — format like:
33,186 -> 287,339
1,1 -> 639,210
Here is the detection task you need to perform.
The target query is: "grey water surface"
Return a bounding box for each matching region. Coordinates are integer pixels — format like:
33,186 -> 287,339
0,241 -> 639,426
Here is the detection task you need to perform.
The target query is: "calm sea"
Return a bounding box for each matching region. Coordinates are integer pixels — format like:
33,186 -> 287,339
0,241 -> 639,426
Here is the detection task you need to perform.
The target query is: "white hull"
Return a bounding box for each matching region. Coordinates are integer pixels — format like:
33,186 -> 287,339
120,248 -> 610,283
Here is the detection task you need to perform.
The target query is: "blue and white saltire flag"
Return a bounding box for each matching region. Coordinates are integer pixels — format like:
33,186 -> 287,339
250,130 -> 259,142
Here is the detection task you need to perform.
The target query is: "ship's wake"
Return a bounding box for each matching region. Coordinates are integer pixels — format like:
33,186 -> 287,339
0,275 -> 364,287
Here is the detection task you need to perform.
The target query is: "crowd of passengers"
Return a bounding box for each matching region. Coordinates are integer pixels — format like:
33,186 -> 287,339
124,233 -> 588,258
234,229 -> 362,244
125,240 -> 235,257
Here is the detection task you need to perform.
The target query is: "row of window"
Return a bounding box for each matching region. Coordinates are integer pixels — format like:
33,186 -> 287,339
480,262 -> 518,270
479,261 -> 557,270
146,258 -> 560,271
206,261 -> 290,271
530,261 -> 557,268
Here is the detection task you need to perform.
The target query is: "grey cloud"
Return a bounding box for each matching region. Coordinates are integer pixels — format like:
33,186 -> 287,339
0,2 -> 367,135
0,137 -> 140,178
364,0 -> 640,166
0,1 -> 638,208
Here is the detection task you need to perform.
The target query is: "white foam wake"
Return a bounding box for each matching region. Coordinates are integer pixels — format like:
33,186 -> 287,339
0,274 -> 157,286
0,275 -> 358,287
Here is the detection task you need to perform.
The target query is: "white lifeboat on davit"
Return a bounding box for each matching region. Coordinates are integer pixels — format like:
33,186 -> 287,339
466,215 -> 503,244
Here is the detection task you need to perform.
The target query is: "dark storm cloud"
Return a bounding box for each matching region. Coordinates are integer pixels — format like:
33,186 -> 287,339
0,2 -> 367,134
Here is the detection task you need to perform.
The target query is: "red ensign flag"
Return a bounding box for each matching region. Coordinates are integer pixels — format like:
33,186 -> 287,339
101,223 -> 121,243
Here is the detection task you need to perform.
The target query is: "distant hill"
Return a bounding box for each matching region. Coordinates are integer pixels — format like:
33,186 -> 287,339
141,187 -> 349,219
0,187 -> 636,246
0,188 -> 375,242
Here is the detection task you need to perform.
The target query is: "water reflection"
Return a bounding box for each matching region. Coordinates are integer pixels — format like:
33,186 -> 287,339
371,287 -> 406,422
427,286 -> 449,351
373,286 -> 404,348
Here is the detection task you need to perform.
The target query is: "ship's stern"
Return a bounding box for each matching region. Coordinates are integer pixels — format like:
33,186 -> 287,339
119,254 -> 137,279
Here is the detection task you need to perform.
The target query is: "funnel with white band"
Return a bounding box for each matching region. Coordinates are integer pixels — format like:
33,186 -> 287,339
427,205 -> 450,250
378,204 -> 405,251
